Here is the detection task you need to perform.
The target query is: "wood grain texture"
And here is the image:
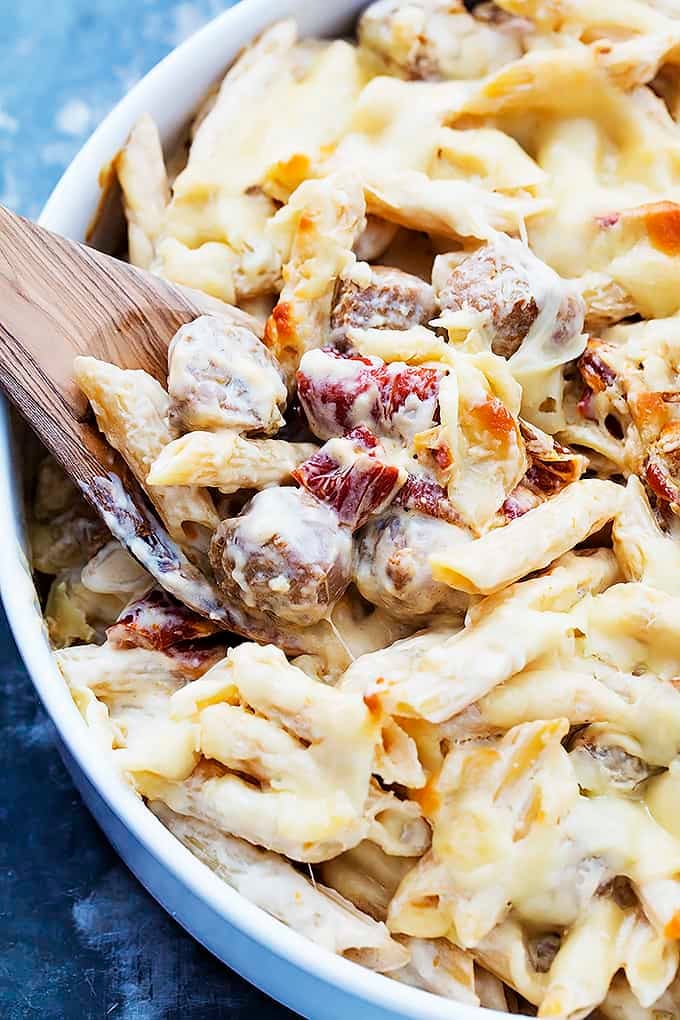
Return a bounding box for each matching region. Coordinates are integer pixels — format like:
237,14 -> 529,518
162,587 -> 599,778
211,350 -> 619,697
0,203 -> 235,488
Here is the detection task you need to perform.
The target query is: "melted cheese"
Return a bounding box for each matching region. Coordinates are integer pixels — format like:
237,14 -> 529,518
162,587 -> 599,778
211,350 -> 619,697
153,23 -> 366,300
439,351 -> 526,532
454,45 -> 680,319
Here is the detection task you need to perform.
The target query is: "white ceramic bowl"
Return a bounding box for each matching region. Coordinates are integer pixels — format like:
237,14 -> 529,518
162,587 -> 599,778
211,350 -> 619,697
0,4 -> 507,1017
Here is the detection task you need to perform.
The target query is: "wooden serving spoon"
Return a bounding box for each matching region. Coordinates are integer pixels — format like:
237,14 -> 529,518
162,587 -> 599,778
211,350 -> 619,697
0,203 -> 281,641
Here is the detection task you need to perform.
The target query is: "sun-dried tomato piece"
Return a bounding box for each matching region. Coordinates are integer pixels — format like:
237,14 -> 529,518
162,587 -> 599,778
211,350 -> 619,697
647,450 -> 680,507
296,349 -> 376,438
500,422 -> 586,522
393,475 -> 460,524
346,424 -> 380,450
596,212 -> 621,230
523,459 -> 581,496
578,343 -> 617,394
374,362 -> 442,420
296,348 -> 443,442
577,389 -> 597,421
501,488 -> 541,521
293,429 -> 405,530
107,588 -> 221,651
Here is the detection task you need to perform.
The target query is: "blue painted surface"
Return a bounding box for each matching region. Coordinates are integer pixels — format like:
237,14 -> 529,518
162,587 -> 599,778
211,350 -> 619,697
0,2 -> 293,1015
0,0 -> 229,218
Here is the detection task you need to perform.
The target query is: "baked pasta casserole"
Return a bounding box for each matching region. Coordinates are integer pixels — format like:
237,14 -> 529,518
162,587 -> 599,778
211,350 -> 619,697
30,2 -> 680,1015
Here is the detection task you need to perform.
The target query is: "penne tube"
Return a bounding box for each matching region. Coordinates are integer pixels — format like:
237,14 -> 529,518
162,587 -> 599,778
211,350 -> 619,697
637,878 -> 680,939
80,540 -> 152,598
473,917 -> 550,1007
152,803 -> 409,973
342,551 -> 618,722
374,717 -> 426,790
318,841 -> 419,923
365,783 -> 431,858
58,643 -> 202,782
115,114 -> 169,270
364,171 -> 550,242
138,762 -> 362,863
623,912 -> 679,1009
599,972 -> 680,1020
264,172 -> 366,380
388,721 -> 680,958
474,966 -> 513,1012
347,325 -> 452,366
198,702 -> 307,787
146,643 -> 382,862
393,937 -> 479,1006
578,581 -> 680,681
343,605 -> 569,723
57,642 -> 203,691
539,897 -> 626,1019
148,430 -> 317,493
613,475 -> 680,596
447,663 -> 629,739
431,479 -> 624,595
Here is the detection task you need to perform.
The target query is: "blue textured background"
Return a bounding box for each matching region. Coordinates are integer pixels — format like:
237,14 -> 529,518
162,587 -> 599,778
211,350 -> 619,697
1,2 -> 293,1016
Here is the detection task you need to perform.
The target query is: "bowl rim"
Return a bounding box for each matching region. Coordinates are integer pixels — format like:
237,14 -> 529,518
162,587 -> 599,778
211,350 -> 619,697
1,3 -> 506,1017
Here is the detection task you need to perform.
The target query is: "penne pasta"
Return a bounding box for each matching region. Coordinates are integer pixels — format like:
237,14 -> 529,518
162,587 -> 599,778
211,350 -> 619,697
73,356 -> 218,545
342,550 -> 619,722
431,479 -> 624,595
152,804 -> 409,972
264,172 -> 366,380
148,430 -> 317,493
115,113 -> 169,271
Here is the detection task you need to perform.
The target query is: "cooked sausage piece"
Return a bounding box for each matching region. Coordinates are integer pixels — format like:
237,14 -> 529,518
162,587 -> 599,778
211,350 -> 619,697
168,314 -> 287,434
210,487 -> 353,626
354,509 -> 470,618
330,265 -> 436,349
570,727 -> 661,794
433,240 -> 584,360
501,421 -> 587,521
30,503 -> 110,575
